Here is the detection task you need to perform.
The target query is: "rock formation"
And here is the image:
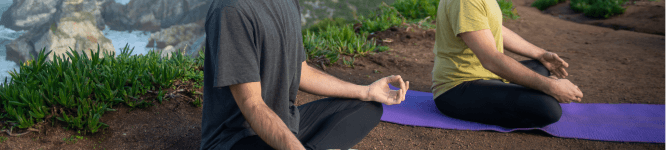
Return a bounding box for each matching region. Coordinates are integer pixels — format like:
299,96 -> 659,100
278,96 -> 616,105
0,0 -> 62,31
1,0 -> 109,31
102,0 -> 212,32
145,22 -> 204,58
5,0 -> 114,64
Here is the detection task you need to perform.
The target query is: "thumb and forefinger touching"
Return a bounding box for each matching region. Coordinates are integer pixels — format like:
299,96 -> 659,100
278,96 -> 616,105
384,75 -> 410,105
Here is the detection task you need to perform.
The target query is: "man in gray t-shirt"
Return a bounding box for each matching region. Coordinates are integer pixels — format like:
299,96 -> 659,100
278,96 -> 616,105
201,0 -> 410,149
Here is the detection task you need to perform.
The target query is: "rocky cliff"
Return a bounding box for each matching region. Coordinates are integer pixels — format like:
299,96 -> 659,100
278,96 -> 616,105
5,0 -> 114,64
102,0 -> 211,32
145,22 -> 204,58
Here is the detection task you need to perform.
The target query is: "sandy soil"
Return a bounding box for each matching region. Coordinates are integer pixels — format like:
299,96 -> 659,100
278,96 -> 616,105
0,0 -> 663,149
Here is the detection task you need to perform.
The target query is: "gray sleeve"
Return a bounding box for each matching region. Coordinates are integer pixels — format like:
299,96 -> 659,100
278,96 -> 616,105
213,7 -> 261,88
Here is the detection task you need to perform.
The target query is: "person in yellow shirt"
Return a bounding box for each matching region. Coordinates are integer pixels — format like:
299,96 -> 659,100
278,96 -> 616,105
432,0 -> 584,128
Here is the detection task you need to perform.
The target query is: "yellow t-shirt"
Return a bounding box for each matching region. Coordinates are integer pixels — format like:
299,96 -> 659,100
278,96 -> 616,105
432,0 -> 507,98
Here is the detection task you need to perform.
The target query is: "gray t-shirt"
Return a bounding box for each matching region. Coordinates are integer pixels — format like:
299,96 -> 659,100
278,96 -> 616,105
201,0 -> 306,149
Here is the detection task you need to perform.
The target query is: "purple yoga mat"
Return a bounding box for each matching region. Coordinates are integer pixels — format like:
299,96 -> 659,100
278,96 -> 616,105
381,85 -> 665,143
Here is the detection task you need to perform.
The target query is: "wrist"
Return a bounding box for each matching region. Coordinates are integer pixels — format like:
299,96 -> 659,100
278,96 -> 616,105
358,85 -> 370,101
539,77 -> 556,94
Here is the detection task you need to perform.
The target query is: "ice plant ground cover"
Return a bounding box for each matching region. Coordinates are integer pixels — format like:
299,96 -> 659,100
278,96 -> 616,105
0,44 -> 204,134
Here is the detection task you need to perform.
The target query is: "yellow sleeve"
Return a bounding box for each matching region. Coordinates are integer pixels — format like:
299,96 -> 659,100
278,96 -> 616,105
448,0 -> 490,36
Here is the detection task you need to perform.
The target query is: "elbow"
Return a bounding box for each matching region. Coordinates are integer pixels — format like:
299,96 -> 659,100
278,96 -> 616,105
478,56 -> 499,73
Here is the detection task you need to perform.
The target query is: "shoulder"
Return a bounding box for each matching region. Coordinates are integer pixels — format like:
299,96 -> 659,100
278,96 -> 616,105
208,0 -> 241,13
208,0 -> 258,16
206,0 -> 248,22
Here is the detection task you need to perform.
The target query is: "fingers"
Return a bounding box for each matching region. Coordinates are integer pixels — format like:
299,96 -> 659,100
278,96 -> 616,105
552,53 -> 569,68
398,75 -> 406,93
558,67 -> 568,78
387,90 -> 403,105
380,75 -> 410,105
551,69 -> 562,79
574,86 -> 584,101
384,75 -> 401,83
397,89 -> 405,104
567,85 -> 583,103
406,81 -> 410,91
556,97 -> 570,103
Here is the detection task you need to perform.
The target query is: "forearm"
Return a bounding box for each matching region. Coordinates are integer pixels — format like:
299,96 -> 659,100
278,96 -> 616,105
242,101 -> 303,150
461,29 -> 553,93
299,62 -> 368,100
485,54 -> 553,92
502,26 -> 547,59
230,82 -> 304,150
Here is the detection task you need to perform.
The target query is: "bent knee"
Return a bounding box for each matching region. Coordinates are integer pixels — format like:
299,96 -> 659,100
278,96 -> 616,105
519,94 -> 562,126
358,101 -> 383,121
532,97 -> 563,126
538,108 -> 562,125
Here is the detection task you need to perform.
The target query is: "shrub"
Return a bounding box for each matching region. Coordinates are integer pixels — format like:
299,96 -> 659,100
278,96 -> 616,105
531,0 -> 566,10
303,24 -> 384,64
571,0 -> 627,18
391,0 -> 439,20
358,2 -> 407,33
498,0 -> 521,20
303,2 -> 398,65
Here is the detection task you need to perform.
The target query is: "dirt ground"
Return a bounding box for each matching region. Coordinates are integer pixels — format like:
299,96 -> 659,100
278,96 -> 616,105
0,0 -> 664,149
543,0 -> 665,35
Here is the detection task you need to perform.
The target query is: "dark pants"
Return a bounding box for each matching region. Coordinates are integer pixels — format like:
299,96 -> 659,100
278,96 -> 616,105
434,60 -> 562,128
231,98 -> 383,150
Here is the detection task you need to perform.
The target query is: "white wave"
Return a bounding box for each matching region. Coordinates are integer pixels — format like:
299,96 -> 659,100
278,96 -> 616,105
0,55 -> 17,85
102,25 -> 153,56
113,0 -> 131,5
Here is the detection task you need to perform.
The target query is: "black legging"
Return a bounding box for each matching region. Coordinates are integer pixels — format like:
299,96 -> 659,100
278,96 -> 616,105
231,98 -> 383,150
434,60 -> 562,128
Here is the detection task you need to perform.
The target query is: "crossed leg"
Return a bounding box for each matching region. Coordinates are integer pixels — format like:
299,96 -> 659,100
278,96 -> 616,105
434,60 -> 562,128
231,98 -> 383,150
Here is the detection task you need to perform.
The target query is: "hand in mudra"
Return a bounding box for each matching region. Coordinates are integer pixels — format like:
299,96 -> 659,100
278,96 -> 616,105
539,52 -> 569,79
363,75 -> 410,105
547,79 -> 584,103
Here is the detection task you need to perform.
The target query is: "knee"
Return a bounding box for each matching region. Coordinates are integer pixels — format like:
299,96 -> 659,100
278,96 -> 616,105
532,97 -> 563,126
359,101 -> 383,122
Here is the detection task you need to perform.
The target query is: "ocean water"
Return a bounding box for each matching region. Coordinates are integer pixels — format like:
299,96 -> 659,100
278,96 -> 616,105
102,25 -> 153,56
0,0 -> 152,84
0,1 -> 23,84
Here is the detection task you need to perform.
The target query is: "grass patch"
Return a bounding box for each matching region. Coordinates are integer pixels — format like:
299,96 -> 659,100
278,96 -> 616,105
391,0 -> 439,20
303,2 -> 399,65
498,0 -> 521,20
531,0 -> 566,10
571,0 -> 627,18
0,44 -> 204,134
